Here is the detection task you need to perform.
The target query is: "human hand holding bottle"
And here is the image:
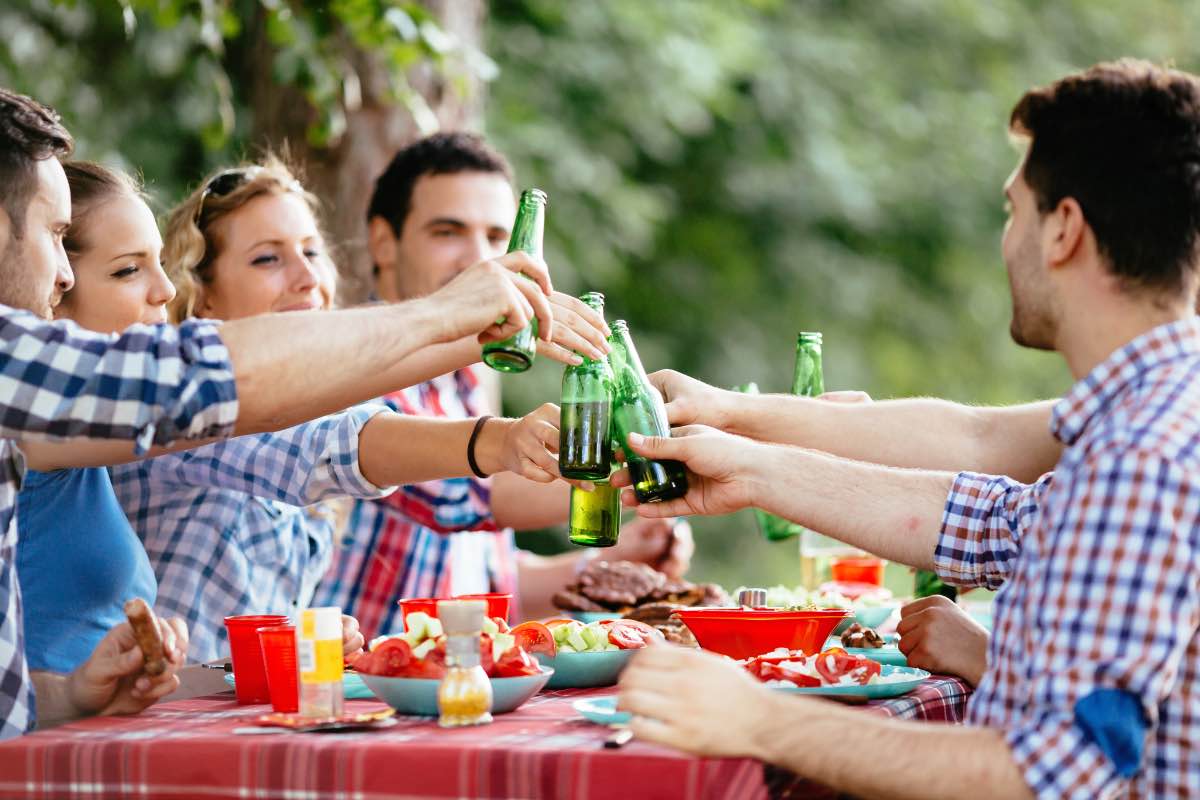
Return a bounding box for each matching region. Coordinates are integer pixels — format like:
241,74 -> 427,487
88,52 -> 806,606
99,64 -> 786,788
426,252 -> 555,346
470,403 -> 565,484
538,291 -> 611,365
611,425 -> 767,517
647,370 -> 743,430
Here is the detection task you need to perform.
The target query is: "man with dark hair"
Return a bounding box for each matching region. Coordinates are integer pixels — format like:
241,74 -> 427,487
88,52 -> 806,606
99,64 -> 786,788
0,88 -> 574,737
315,131 -> 694,634
614,60 -> 1200,798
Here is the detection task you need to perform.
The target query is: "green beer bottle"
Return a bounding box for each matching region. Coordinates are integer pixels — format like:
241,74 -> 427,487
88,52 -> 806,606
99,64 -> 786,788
568,481 -> 621,547
760,332 -> 825,541
482,189 -> 547,373
914,569 -> 958,601
558,292 -> 614,480
608,320 -> 688,503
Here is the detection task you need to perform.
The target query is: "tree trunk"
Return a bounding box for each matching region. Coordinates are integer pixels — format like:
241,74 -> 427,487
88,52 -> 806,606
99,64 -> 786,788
241,0 -> 487,304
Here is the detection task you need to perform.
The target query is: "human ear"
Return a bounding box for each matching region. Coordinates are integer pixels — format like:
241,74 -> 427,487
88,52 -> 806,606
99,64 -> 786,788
1044,196 -> 1086,269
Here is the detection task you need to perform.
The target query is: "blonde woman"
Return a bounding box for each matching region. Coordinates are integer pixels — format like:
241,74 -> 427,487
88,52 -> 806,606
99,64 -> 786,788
32,157 -> 602,662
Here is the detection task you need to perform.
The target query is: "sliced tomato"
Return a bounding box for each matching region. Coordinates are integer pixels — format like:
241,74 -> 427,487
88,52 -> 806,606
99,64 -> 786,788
511,622 -> 556,657
493,646 -> 541,678
607,619 -> 660,649
369,638 -> 413,677
813,648 -> 869,684
543,618 -> 576,629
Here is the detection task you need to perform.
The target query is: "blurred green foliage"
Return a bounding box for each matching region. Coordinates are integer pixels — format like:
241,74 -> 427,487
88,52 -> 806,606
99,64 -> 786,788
3,0 -> 1199,592
485,0 -> 1200,589
0,0 -> 471,203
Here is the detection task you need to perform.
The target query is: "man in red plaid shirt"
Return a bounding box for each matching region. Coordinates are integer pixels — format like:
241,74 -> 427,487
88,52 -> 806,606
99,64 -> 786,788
615,60 -> 1200,799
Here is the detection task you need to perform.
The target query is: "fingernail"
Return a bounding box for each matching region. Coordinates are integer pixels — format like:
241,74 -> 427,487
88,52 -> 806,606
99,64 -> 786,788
628,432 -> 644,446
570,354 -> 583,365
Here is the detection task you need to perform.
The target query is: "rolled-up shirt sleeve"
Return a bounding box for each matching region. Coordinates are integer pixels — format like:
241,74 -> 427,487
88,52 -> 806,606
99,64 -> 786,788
0,311 -> 237,453
1004,451 -> 1199,799
122,403 -> 395,505
934,470 -> 1051,589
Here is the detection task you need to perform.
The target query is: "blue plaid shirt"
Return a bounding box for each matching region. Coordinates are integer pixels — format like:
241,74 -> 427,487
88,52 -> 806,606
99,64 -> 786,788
935,318 -> 1200,799
0,308 -> 237,738
110,405 -> 393,662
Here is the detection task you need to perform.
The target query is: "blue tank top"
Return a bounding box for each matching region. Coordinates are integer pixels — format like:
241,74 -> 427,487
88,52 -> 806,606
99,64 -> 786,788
16,466 -> 157,673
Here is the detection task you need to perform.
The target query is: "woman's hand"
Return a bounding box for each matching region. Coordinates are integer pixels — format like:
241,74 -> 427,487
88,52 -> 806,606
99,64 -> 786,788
497,403 -> 565,483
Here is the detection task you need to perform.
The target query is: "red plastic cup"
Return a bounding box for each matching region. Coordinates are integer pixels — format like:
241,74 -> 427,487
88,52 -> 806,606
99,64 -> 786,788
830,556 -> 885,586
456,592 -> 512,622
257,625 -> 299,713
224,614 -> 289,704
397,597 -> 441,629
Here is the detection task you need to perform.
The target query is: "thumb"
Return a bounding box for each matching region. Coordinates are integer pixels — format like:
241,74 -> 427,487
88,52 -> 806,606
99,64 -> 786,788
624,431 -> 685,461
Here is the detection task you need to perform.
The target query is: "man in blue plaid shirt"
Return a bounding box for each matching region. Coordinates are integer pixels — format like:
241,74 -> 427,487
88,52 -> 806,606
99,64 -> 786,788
0,88 -> 566,737
613,60 -> 1200,799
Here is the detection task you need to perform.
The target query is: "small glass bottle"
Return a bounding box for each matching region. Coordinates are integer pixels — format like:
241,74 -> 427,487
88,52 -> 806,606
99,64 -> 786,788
559,292 -> 615,480
436,600 -> 493,728
482,189 -> 547,373
297,606 -> 344,719
568,479 -> 621,547
608,320 -> 688,503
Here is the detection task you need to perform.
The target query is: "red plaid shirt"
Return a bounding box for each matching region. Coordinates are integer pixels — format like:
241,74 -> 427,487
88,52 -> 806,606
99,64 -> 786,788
936,318 -> 1200,799
314,367 -> 518,639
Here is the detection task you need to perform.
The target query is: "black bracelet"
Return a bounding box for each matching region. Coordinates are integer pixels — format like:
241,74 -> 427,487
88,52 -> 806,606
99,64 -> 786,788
466,415 -> 494,479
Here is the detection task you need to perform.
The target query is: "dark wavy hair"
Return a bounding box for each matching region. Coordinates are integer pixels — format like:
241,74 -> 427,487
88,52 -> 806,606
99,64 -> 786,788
1009,60 -> 1200,295
367,131 -> 514,237
0,88 -> 73,239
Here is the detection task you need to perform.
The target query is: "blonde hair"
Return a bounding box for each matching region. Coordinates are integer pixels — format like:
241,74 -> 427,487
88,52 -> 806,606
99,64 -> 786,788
162,154 -> 337,322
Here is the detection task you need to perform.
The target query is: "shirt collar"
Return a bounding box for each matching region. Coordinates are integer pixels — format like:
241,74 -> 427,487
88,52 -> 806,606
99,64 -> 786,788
1052,317 -> 1200,446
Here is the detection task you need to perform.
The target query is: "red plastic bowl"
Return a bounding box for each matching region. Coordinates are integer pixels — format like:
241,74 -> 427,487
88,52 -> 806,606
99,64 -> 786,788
456,593 -> 512,622
673,607 -> 852,660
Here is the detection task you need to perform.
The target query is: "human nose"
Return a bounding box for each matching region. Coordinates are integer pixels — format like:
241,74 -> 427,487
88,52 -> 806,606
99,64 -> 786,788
147,266 -> 177,307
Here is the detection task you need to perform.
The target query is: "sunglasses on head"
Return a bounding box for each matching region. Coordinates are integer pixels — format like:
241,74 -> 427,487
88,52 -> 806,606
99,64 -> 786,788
192,166 -> 265,226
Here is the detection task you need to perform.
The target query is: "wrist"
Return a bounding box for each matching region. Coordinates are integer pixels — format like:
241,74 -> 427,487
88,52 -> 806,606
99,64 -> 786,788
743,440 -> 780,509
63,669 -> 99,718
401,296 -> 454,346
472,416 -> 513,477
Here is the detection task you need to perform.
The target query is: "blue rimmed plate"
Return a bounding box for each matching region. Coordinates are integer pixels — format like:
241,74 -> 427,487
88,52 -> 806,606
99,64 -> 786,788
769,665 -> 928,699
574,696 -> 630,726
825,634 -> 908,667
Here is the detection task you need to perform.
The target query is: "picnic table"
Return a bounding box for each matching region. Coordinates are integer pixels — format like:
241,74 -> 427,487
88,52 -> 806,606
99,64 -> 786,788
0,676 -> 971,799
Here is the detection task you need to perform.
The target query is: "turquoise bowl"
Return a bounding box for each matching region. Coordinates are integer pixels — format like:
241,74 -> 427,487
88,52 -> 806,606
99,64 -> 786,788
832,604 -> 898,635
359,667 -> 553,716
569,611 -> 621,624
536,649 -> 636,689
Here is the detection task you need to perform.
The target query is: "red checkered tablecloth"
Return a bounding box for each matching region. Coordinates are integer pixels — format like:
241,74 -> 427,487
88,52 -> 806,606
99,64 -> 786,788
0,676 -> 970,799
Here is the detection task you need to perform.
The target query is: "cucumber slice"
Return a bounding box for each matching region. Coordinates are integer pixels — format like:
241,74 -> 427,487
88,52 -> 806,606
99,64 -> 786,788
411,638 -> 437,660
567,627 -> 589,653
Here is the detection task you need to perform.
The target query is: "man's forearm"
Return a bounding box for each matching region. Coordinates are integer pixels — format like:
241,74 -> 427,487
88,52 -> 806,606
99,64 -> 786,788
222,299 -> 447,436
725,395 -> 1059,482
752,696 -> 1032,800
755,444 -> 953,569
